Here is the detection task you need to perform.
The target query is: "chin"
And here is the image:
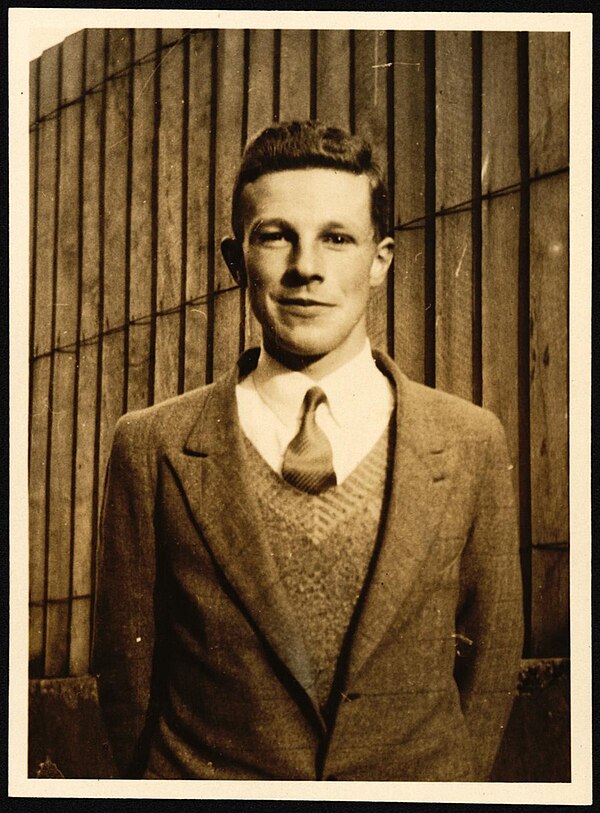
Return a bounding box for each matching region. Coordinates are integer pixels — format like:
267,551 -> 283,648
272,340 -> 330,360
269,328 -> 335,358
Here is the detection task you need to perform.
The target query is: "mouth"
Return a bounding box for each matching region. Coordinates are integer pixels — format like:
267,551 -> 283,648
276,297 -> 335,308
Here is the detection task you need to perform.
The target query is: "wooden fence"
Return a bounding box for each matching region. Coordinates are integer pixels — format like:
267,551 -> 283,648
29,29 -> 569,689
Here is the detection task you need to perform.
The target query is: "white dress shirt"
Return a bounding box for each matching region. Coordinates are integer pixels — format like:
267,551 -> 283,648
236,341 -> 394,485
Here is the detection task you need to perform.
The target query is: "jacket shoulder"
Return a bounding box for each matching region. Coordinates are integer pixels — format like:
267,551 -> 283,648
375,349 -> 504,444
112,382 -> 217,453
401,375 -> 507,446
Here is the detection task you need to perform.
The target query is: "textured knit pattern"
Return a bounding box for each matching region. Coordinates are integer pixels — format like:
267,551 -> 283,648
244,425 -> 390,708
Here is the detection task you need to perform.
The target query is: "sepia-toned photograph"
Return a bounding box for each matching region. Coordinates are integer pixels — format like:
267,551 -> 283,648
9,7 -> 592,804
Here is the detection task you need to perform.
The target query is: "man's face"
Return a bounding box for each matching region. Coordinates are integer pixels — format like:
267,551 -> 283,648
236,168 -> 394,371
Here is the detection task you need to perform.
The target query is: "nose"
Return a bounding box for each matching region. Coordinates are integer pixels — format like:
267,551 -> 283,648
288,239 -> 322,282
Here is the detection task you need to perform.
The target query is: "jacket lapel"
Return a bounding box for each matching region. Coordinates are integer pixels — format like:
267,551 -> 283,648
346,352 -> 456,683
166,351 -> 324,725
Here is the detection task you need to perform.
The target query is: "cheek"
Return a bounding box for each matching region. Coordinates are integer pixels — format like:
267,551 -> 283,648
339,265 -> 373,300
245,252 -> 284,291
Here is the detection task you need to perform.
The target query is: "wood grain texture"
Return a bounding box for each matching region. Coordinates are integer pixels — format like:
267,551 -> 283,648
212,29 -> 245,379
69,31 -> 107,675
246,29 -> 274,141
315,30 -> 350,129
528,33 -> 569,549
44,604 -> 69,678
32,45 -> 60,360
69,597 -> 92,676
97,31 -> 132,502
530,547 -> 569,658
529,173 -> 569,546
184,30 -> 212,390
45,32 -> 86,677
31,44 -> 61,676
528,33 -> 569,176
29,56 -> 39,355
279,29 -> 311,122
71,30 -> 106,672
29,56 -> 43,674
47,32 -> 84,515
243,29 -> 275,350
393,31 -> 426,382
154,31 -> 185,403
354,30 -> 390,352
434,31 -> 473,401
126,29 -> 157,411
29,605 -> 44,677
481,32 -> 521,501
213,287 -> 242,381
213,29 -> 245,292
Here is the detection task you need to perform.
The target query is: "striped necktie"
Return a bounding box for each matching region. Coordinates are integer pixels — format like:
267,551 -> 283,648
282,386 -> 337,494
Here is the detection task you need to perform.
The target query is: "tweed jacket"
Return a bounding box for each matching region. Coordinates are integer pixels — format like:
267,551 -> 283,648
92,348 -> 523,781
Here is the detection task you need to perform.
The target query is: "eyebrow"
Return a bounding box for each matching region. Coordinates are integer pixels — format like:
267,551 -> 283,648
320,221 -> 352,231
250,219 -> 355,234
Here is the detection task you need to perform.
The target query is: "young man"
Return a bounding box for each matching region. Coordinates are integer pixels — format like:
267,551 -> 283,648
93,121 -> 523,781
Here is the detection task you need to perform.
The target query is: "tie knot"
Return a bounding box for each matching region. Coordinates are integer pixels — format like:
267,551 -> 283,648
303,386 -> 327,415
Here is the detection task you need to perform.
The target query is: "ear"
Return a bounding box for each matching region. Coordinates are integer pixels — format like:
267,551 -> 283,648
369,236 -> 395,288
221,237 -> 247,287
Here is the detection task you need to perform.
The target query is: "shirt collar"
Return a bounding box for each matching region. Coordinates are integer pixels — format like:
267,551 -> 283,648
250,340 -> 393,429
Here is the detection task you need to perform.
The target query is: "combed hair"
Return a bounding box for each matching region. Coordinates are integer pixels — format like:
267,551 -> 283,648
231,120 -> 389,241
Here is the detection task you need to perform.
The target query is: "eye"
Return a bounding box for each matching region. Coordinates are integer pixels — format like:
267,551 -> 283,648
253,229 -> 290,246
323,232 -> 353,246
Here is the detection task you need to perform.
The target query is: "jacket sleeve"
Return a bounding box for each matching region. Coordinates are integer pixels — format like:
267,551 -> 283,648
454,413 -> 524,780
91,414 -> 159,778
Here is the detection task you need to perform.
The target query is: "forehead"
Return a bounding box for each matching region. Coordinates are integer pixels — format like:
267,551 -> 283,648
239,168 -> 373,231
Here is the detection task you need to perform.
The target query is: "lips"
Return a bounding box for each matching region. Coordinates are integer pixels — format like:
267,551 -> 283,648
276,297 -> 335,308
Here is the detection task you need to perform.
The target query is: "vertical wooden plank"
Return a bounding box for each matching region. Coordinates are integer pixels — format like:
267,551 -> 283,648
247,29 -> 274,141
70,29 -> 106,676
29,56 -> 40,418
127,29 -> 157,410
243,29 -> 276,351
154,31 -> 185,403
481,33 -> 521,490
29,55 -> 44,676
529,172 -> 569,546
185,30 -> 212,390
529,33 -> 569,550
68,598 -> 92,676
45,31 -> 85,677
315,30 -> 350,130
393,31 -> 427,382
97,29 -> 132,514
212,29 -> 245,379
244,29 -> 273,350
279,30 -> 311,121
354,30 -> 390,352
528,33 -> 569,178
29,46 -> 60,640
30,42 -> 60,678
435,31 -> 473,400
531,547 -> 569,657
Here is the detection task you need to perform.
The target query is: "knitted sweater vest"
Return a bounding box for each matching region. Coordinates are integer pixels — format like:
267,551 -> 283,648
242,424 -> 391,709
